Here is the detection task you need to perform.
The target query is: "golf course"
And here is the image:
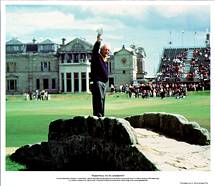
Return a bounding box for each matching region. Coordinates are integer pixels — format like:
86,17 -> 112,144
6,90 -> 210,148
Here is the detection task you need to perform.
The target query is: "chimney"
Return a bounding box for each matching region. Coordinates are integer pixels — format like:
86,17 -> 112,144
62,38 -> 66,45
32,38 -> 36,44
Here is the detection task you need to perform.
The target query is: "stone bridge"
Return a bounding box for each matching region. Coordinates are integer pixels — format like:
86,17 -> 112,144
10,112 -> 210,171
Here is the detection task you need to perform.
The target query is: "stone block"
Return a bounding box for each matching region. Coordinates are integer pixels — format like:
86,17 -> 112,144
141,112 -> 161,131
10,116 -> 157,171
125,112 -> 210,145
10,113 -> 209,171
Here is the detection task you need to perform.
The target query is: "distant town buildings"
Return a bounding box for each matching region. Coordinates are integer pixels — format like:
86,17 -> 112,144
6,37 -> 147,94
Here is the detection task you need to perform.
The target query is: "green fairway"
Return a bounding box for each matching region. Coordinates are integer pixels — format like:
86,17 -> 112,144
6,91 -> 210,147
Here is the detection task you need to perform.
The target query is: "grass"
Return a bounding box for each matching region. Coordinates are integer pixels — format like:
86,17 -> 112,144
6,91 -> 210,147
5,91 -> 210,170
6,156 -> 26,171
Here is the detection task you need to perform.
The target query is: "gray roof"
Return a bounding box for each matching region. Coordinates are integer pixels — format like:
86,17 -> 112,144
70,38 -> 93,48
40,39 -> 55,44
59,37 -> 93,52
6,38 -> 23,45
114,45 -> 135,55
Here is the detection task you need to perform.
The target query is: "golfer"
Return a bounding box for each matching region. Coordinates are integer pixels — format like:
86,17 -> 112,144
91,31 -> 110,117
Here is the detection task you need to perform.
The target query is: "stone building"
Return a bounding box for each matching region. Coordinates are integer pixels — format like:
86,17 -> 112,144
108,45 -> 146,88
57,38 -> 92,93
6,38 -> 147,94
6,38 -> 59,94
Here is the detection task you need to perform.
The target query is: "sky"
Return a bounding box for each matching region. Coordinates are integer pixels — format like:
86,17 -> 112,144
5,4 -> 210,76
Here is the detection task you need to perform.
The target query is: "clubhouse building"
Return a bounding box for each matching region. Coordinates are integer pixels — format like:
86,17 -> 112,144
6,37 -> 146,94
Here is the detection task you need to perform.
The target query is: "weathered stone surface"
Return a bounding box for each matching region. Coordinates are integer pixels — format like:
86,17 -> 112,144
135,128 -> 210,171
125,112 -> 210,145
10,113 -> 210,171
8,128 -> 210,171
48,116 -> 138,145
10,116 -> 157,171
10,142 -> 53,170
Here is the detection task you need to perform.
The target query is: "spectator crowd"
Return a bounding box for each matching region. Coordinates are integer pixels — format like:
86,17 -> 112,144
157,47 -> 210,83
113,47 -> 210,99
24,89 -> 50,101
119,82 -> 208,99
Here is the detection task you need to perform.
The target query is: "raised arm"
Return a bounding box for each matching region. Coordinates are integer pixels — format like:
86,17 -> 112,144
92,34 -> 102,54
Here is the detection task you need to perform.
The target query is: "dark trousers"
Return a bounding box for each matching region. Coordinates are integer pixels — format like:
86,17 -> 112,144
92,81 -> 106,117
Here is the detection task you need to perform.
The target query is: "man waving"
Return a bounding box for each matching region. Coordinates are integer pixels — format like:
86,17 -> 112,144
91,31 -> 111,117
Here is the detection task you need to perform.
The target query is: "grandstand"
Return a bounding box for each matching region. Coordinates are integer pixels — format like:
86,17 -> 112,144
156,46 -> 210,89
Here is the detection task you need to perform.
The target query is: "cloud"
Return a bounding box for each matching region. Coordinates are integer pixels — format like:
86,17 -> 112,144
6,5 -> 210,39
80,5 -> 148,18
5,5 -> 210,47
6,11 -> 72,36
79,5 -> 209,23
5,4 -> 210,76
154,5 -> 209,18
78,5 -> 210,33
139,5 -> 210,32
6,9 -> 126,38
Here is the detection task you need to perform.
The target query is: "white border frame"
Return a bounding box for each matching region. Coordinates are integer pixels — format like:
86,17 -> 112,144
1,1 -> 214,186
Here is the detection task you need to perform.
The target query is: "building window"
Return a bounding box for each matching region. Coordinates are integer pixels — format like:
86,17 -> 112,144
61,73 -> 64,92
74,54 -> 79,63
36,79 -> 40,90
7,79 -> 17,91
6,62 -> 16,72
52,78 -> 56,89
87,54 -> 91,59
123,70 -> 126,74
41,44 -> 53,52
26,44 -> 38,53
6,45 -> 23,53
80,53 -> 86,62
13,46 -> 19,51
81,72 -> 86,92
43,79 -> 49,89
41,62 -> 50,72
61,54 -> 65,63
6,46 -> 12,53
74,72 -> 79,92
65,54 -> 71,63
66,73 -> 71,92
